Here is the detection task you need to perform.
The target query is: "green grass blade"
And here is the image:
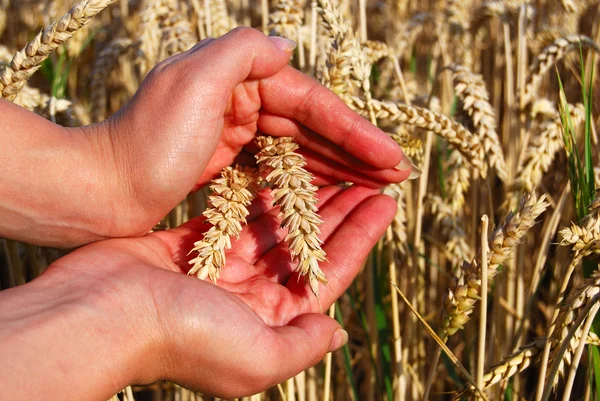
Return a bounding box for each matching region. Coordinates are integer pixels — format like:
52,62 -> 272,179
335,301 -> 359,401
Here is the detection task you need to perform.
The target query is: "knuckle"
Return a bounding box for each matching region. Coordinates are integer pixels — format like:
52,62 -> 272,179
228,26 -> 263,42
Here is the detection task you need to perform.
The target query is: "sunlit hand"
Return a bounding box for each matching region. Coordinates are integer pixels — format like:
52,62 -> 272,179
97,26 -> 412,239
0,185 -> 396,400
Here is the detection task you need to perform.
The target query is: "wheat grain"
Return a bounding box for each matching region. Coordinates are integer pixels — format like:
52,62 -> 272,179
255,136 -> 327,297
209,0 -> 235,37
0,0 -> 114,101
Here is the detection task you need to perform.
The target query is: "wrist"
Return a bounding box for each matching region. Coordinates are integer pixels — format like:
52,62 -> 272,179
0,267 -> 160,400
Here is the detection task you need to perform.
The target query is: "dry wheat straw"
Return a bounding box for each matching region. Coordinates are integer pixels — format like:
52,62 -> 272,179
188,166 -> 259,281
90,38 -> 132,123
0,0 -> 114,101
522,35 -> 600,106
345,96 -> 487,175
442,193 -> 549,339
255,136 -> 327,297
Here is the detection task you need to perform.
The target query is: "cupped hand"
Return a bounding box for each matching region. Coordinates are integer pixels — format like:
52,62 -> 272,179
90,27 -> 412,239
22,184 -> 396,399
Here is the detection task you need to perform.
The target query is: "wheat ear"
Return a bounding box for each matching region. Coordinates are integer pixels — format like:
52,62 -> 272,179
255,136 -> 327,297
442,193 -> 549,339
188,166 -> 259,281
0,0 -> 114,101
522,35 -> 600,106
90,38 -> 133,123
345,96 -> 487,176
268,0 -> 303,40
447,64 -> 507,181
517,102 -> 584,192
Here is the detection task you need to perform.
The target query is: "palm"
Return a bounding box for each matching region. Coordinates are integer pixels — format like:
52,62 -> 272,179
153,184 -> 393,324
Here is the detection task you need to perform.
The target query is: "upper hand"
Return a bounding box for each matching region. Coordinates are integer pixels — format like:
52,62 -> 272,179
0,185 -> 396,400
89,27 -> 412,241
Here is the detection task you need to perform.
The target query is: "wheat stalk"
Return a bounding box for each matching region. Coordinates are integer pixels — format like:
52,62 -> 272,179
255,136 -> 328,297
0,0 -> 114,101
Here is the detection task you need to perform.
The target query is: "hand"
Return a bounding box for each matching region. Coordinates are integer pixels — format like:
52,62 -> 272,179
0,184 -> 397,400
93,27 -> 412,240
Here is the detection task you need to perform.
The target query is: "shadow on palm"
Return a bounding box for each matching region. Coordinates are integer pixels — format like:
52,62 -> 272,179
153,184 -> 395,326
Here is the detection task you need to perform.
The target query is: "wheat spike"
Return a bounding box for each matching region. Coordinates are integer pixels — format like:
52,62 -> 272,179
522,35 -> 600,107
442,193 -> 549,338
268,0 -> 303,40
188,166 -> 259,281
90,38 -> 133,123
209,0 -> 235,37
363,40 -> 392,65
549,270 -> 600,387
430,195 -> 472,269
0,0 -> 114,101
160,12 -> 197,58
390,127 -> 424,168
447,64 -> 507,181
255,136 -> 327,297
345,96 -> 487,176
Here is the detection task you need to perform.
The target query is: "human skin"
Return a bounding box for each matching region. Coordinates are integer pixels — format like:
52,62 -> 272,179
0,185 -> 398,400
0,28 -> 412,400
0,27 -> 413,248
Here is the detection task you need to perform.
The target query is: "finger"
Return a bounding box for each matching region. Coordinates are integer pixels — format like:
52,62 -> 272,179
298,148 -> 397,188
258,65 -> 408,170
287,194 -> 397,310
245,314 -> 345,392
257,112 -> 411,184
252,186 -> 381,281
179,27 -> 295,108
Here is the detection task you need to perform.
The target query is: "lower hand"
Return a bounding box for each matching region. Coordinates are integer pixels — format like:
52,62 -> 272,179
0,185 -> 396,400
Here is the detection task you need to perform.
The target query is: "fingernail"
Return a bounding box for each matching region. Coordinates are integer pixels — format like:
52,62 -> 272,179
395,149 -> 411,171
408,164 -> 422,180
269,36 -> 297,52
328,329 -> 348,352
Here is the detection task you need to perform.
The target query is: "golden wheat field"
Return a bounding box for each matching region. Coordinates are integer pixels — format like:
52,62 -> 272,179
4,0 -> 600,400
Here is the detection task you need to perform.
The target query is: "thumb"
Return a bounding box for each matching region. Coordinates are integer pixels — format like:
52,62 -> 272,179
182,27 -> 295,106
247,314 -> 347,392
